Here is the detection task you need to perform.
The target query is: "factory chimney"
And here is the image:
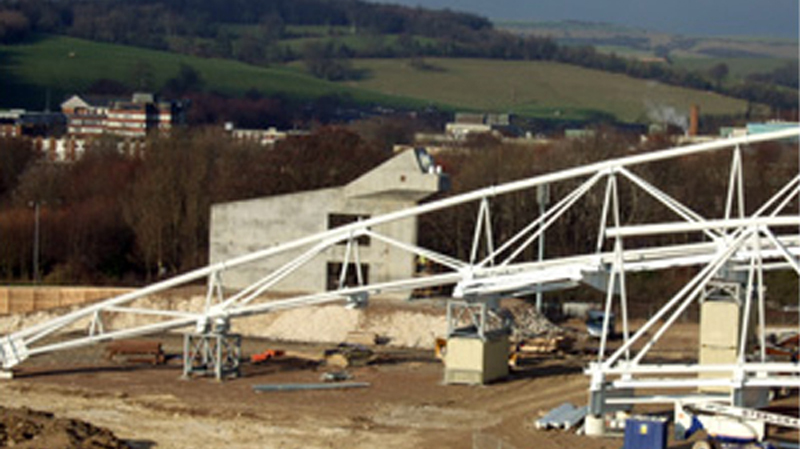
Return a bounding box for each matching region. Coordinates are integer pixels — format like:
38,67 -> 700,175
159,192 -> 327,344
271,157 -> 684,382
689,104 -> 699,137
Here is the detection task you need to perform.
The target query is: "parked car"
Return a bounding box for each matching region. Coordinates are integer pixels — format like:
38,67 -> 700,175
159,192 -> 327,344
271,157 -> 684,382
586,310 -> 615,338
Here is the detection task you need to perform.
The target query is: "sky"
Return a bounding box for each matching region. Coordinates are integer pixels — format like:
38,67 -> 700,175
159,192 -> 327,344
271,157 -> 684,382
371,0 -> 800,39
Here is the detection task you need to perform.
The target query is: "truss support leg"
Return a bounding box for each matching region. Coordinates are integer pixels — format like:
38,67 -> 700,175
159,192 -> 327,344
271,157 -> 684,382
182,332 -> 241,381
589,389 -> 605,416
586,366 -> 607,436
585,364 -> 633,436
585,391 -> 607,436
732,387 -> 745,407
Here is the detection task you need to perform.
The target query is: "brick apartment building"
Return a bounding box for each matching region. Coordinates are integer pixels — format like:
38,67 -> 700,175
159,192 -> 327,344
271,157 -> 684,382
61,93 -> 185,138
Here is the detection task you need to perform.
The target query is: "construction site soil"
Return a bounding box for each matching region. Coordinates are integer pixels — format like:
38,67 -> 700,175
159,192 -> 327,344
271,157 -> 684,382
0,405 -> 129,449
1,300 -> 797,449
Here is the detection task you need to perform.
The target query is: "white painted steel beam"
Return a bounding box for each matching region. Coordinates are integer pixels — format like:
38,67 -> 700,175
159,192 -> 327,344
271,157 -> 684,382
607,216 -> 800,238
0,126 -> 798,389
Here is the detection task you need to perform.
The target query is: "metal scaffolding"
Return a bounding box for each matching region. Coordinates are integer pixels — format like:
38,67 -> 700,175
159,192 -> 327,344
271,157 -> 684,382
182,332 -> 241,381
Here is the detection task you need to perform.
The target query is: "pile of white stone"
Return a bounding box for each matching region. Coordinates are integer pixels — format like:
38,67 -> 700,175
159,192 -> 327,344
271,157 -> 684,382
499,301 -> 567,339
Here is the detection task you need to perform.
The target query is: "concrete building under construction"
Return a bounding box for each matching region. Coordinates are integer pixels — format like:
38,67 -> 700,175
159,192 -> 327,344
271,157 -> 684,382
209,148 -> 447,293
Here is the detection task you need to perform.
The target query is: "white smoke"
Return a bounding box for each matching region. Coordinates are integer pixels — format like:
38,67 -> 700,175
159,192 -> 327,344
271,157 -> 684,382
644,100 -> 688,132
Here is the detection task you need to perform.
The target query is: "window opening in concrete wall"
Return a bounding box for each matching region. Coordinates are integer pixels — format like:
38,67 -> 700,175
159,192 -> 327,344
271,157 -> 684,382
326,263 -> 369,290
327,213 -> 370,246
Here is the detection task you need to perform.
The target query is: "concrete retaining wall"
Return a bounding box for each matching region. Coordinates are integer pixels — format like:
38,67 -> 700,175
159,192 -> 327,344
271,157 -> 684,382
0,287 -> 133,315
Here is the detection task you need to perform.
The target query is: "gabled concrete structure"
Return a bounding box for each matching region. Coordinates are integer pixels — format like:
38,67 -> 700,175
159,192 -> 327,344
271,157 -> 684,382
209,148 -> 446,294
345,148 -> 442,201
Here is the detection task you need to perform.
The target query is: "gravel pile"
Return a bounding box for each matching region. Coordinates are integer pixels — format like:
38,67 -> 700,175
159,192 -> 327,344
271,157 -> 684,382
499,300 -> 568,339
0,406 -> 129,449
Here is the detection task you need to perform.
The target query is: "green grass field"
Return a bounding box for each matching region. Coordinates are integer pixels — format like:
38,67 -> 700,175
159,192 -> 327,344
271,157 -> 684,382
344,58 -> 753,122
0,35 -> 423,110
1,35 -> 760,123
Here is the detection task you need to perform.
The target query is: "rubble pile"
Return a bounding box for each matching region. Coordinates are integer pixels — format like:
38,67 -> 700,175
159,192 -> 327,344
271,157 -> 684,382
0,406 -> 129,449
500,300 -> 568,339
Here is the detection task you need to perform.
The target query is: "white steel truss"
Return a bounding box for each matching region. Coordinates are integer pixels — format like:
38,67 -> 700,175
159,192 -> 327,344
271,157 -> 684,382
0,127 -> 798,411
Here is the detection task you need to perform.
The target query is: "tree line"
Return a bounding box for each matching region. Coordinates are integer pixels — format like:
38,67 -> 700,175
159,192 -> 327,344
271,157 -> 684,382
0,0 -> 795,116
0,127 -> 390,283
1,126 -> 796,301
0,0 -> 490,52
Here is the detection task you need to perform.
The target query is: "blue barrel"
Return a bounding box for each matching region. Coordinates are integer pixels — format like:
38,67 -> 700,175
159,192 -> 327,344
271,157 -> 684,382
623,415 -> 668,449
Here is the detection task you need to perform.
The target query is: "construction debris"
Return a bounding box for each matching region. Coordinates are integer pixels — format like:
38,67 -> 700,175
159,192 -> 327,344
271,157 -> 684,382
105,339 -> 165,365
501,302 -> 567,339
252,382 -> 370,392
320,371 -> 351,382
283,349 -> 325,363
762,330 -> 800,361
250,349 -> 285,364
535,402 -> 588,431
562,406 -> 589,430
535,403 -> 574,429
345,331 -> 379,346
325,343 -> 375,368
0,406 -> 130,449
516,335 -> 574,354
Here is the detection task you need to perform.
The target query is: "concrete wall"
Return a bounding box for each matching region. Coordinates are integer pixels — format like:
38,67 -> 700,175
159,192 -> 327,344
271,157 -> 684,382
209,149 -> 443,294
210,188 -> 421,292
345,148 -> 442,201
0,287 -> 133,315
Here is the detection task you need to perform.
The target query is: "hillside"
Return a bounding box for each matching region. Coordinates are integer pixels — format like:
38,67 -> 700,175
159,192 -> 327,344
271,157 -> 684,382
0,35 -> 425,111
1,0 -> 794,119
1,35 -> 762,124
345,58 -> 755,122
498,20 -> 798,79
498,21 -> 798,60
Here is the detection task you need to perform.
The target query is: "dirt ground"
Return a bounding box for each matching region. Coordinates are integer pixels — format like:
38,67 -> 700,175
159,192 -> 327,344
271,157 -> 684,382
3,334 -> 601,449
0,309 -> 796,449
0,405 -> 129,449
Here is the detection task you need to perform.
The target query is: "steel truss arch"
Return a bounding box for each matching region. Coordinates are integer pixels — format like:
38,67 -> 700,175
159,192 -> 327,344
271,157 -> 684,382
0,125 -> 797,417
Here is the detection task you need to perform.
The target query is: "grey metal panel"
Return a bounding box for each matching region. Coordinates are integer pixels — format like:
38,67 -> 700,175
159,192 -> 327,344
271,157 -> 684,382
535,402 -> 575,429
252,382 -> 370,392
562,406 -> 589,429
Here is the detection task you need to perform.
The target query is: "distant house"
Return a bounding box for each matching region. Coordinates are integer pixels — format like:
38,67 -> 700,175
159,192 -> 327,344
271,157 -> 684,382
746,121 -> 799,136
224,122 -> 310,147
719,121 -> 799,139
0,109 -> 65,138
61,95 -> 109,136
445,113 -> 520,140
61,93 -> 186,138
564,128 -> 596,140
33,136 -> 87,162
637,56 -> 669,64
31,136 -> 146,163
0,110 -> 24,138
209,148 -> 447,294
